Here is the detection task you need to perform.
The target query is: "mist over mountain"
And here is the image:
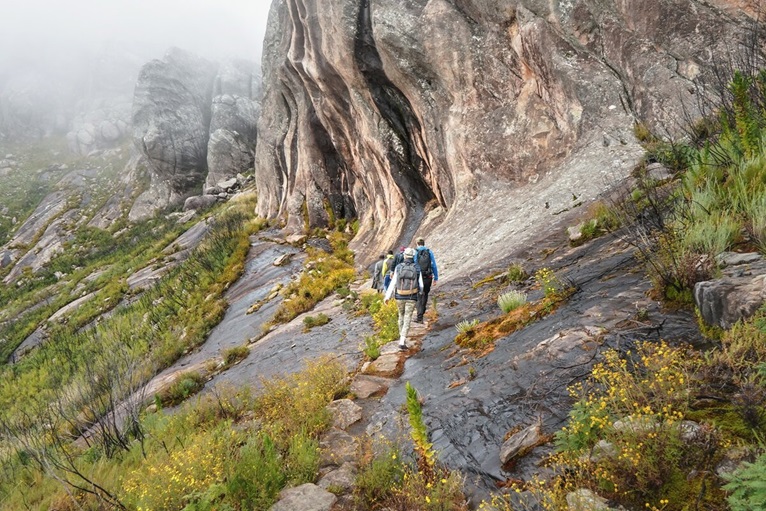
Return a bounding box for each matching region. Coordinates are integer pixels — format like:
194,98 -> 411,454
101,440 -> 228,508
0,0 -> 271,143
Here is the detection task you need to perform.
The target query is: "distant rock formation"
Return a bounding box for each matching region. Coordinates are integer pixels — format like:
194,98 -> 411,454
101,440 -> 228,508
255,0 -> 757,270
129,49 -> 260,221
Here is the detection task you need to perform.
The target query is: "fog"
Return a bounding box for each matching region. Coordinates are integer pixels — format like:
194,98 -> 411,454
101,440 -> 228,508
0,0 -> 273,72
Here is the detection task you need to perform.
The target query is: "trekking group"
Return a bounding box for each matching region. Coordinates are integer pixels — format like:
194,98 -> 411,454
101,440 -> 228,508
371,237 -> 439,351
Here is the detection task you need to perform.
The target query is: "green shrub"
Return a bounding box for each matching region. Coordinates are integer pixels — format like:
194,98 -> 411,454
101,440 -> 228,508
302,313 -> 330,331
455,318 -> 480,334
724,451 -> 766,510
222,345 -> 250,366
157,371 -> 206,407
226,433 -> 286,510
506,264 -> 528,283
497,290 -> 527,313
354,447 -> 404,507
363,336 -> 381,360
285,431 -> 320,485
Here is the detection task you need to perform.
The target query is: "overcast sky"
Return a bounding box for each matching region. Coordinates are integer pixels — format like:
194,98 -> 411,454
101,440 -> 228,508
0,0 -> 273,72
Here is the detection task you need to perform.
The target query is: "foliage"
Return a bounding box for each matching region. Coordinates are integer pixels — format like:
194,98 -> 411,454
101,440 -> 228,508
506,264 -> 528,283
455,283 -> 575,352
497,290 -> 527,313
573,201 -> 621,246
354,446 -> 405,506
221,345 -> 250,367
360,294 -> 399,359
534,267 -> 566,297
724,450 -> 766,511
156,371 -> 207,407
253,356 -> 348,446
546,339 -> 761,510
302,313 -> 330,331
406,382 -> 436,482
226,432 -> 286,510
455,319 -> 480,334
122,425 -> 230,511
271,231 -> 355,325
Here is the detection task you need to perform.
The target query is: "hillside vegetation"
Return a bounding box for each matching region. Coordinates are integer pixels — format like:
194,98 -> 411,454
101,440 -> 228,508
1,68 -> 766,511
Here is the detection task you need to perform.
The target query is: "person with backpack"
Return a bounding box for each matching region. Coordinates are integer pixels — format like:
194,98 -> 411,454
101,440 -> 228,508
370,254 -> 385,292
413,237 -> 438,323
381,250 -> 395,291
384,247 -> 423,350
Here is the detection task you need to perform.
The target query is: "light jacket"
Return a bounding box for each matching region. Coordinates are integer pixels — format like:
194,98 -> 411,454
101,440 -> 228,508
381,254 -> 395,277
384,260 -> 424,302
413,246 -> 439,281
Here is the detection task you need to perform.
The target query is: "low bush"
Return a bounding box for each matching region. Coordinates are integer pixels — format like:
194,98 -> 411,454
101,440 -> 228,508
222,345 -> 250,366
254,356 -> 348,445
156,371 -> 206,407
303,313 -> 330,331
497,290 -> 527,313
455,319 -> 480,334
271,231 -> 355,325
506,264 -> 528,283
724,451 -> 766,510
122,425 -> 231,511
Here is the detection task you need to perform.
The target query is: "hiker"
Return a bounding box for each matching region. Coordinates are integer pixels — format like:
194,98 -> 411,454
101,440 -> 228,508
384,247 -> 423,350
382,250 -> 395,291
371,254 -> 385,292
413,237 -> 439,323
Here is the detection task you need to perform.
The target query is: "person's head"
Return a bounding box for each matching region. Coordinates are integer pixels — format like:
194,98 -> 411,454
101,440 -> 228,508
379,254 -> 385,260
399,246 -> 406,253
416,237 -> 425,246
387,250 -> 394,256
404,247 -> 416,259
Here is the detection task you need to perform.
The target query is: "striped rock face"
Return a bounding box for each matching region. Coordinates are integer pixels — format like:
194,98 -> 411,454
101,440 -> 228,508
255,0 -> 755,276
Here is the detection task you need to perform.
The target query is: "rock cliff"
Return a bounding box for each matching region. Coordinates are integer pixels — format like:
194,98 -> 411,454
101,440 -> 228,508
129,50 -> 261,221
255,0 -> 756,275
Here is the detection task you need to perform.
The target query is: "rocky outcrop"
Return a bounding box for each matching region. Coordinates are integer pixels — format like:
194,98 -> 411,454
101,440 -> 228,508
255,0 -> 755,272
130,48 -> 220,220
129,51 -> 261,221
694,253 -> 766,329
206,61 -> 261,188
66,97 -> 132,155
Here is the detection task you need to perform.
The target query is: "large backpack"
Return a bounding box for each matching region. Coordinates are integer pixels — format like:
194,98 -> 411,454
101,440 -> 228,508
417,248 -> 433,277
396,262 -> 419,296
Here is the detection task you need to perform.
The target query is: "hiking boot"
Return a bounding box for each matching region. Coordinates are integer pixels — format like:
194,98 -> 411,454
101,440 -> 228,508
413,317 -> 424,324
398,343 -> 408,351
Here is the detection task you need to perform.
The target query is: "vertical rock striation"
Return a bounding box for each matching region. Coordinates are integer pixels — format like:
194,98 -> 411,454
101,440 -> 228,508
255,0 -> 755,272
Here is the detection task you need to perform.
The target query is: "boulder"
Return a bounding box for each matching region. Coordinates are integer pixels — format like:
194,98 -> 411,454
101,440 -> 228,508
317,462 -> 357,492
695,265 -> 766,329
645,162 -> 673,182
565,489 -> 613,511
273,253 -> 293,267
319,428 -> 358,468
269,483 -> 337,511
350,375 -> 391,399
183,195 -> 218,212
362,352 -> 405,378
286,234 -> 308,245
206,128 -> 254,190
499,421 -> 542,465
326,399 -> 363,430
217,177 -> 239,191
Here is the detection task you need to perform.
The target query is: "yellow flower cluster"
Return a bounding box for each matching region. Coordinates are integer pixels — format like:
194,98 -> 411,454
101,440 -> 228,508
122,428 -> 230,511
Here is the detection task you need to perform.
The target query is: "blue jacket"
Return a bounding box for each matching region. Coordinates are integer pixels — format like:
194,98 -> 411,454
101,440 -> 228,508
413,246 -> 438,281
